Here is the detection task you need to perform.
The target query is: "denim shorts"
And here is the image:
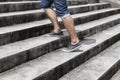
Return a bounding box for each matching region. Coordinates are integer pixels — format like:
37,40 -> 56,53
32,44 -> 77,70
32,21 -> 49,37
41,0 -> 70,18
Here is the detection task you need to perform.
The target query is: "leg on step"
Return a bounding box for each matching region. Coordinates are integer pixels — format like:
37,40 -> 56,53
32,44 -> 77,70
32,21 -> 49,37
41,0 -> 61,33
41,0 -> 81,52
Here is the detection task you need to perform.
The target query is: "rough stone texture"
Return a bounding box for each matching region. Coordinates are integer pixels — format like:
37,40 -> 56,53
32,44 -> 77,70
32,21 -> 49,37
0,0 -> 99,13
0,0 -> 39,2
0,0 -> 120,80
0,13 -> 120,74
68,0 -> 99,3
69,3 -> 111,14
0,23 -> 120,80
0,0 -> 99,3
110,70 -> 120,80
0,3 -> 113,27
101,0 -> 120,7
0,7 -> 118,46
0,1 -> 41,13
59,39 -> 120,80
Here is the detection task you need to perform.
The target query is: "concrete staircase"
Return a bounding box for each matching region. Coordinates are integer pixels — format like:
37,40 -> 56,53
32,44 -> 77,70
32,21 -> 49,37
100,0 -> 120,8
0,0 -> 120,80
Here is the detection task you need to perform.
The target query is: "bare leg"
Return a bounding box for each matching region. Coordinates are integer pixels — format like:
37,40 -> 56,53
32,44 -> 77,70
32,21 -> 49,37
62,16 -> 80,45
45,8 -> 61,33
45,9 -> 79,45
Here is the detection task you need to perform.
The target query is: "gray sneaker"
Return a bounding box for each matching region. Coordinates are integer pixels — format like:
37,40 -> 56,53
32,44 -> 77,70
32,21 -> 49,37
63,41 -> 82,52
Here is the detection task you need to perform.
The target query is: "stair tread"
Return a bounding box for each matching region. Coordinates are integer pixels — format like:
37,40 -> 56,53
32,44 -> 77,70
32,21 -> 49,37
0,0 -> 118,80
0,7 -> 117,17
68,2 -> 109,8
110,70 -> 120,80
0,21 -> 120,80
0,13 -> 120,58
0,1 -> 40,4
0,8 -> 119,35
0,2 -> 109,14
59,36 -> 120,80
0,2 -> 107,6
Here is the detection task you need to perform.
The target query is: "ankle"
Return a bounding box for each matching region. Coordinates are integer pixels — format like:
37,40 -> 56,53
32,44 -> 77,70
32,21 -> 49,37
71,40 -> 80,45
54,29 -> 61,33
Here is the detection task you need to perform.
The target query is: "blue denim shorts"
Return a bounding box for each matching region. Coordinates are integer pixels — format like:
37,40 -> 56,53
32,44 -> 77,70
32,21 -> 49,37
41,0 -> 70,18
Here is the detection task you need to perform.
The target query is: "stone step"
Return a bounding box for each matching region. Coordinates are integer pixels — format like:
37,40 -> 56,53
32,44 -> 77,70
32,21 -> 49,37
0,0 -> 40,2
0,1 -> 41,13
0,0 -> 94,13
59,40 -> 120,80
0,2 -> 110,13
0,8 -> 119,46
110,70 -> 120,80
0,0 -> 99,3
0,4 -> 113,27
0,13 -> 120,74
0,23 -> 120,80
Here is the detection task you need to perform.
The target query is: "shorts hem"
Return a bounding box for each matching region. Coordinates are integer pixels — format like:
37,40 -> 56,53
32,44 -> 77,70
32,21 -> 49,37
61,14 -> 71,19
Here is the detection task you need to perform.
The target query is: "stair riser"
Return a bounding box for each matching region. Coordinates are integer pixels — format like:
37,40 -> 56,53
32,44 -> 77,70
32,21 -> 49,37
34,29 -> 120,80
0,0 -> 99,3
0,2 -> 40,13
74,9 -> 120,25
0,0 -> 39,2
0,1 -> 97,13
69,3 -> 111,14
0,18 -> 120,73
98,60 -> 120,80
86,0 -> 99,3
0,8 -> 119,46
0,4 -> 111,27
77,19 -> 120,38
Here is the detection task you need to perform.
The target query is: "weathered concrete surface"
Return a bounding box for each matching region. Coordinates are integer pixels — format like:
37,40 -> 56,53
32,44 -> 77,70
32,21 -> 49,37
0,3 -> 113,27
110,70 -> 120,80
101,0 -> 120,7
0,0 -> 99,3
0,23 -> 120,80
67,0 -> 99,3
59,38 -> 120,80
0,7 -> 119,46
0,1 -> 41,13
0,0 -> 39,2
0,0 -> 120,80
0,13 -> 120,76
0,0 -> 99,13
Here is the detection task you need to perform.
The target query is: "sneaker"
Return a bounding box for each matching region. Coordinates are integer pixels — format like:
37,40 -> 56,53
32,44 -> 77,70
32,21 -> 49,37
63,41 -> 82,52
49,31 -> 63,35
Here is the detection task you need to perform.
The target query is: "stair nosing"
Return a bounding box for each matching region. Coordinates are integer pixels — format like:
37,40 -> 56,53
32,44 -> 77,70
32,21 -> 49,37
0,23 -> 120,80
0,1 -> 41,5
0,4 -> 113,17
0,8 -> 119,35
0,12 -> 119,63
59,40 -> 120,80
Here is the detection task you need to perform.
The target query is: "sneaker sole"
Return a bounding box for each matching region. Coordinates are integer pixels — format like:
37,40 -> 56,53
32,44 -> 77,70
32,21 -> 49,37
62,44 -> 82,53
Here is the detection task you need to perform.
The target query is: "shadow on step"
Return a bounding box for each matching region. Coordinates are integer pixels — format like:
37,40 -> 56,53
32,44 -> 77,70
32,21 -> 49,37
73,38 -> 96,52
82,38 -> 96,45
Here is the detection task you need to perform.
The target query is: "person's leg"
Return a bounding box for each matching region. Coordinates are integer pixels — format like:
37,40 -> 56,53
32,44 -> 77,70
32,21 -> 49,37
45,9 -> 61,33
41,0 -> 61,33
54,0 -> 80,45
62,16 -> 79,45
